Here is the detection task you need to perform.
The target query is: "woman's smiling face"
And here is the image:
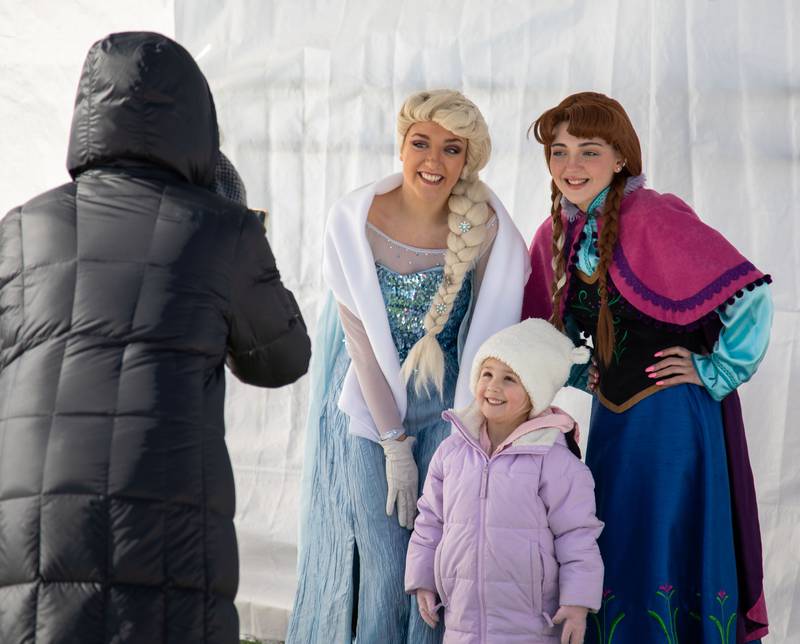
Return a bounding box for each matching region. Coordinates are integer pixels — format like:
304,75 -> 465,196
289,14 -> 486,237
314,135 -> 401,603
400,121 -> 467,202
548,121 -> 623,213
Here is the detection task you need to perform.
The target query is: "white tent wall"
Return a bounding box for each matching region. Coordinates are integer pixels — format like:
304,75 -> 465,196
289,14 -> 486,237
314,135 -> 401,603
175,1 -> 799,641
0,1 -> 797,642
0,0 -> 175,210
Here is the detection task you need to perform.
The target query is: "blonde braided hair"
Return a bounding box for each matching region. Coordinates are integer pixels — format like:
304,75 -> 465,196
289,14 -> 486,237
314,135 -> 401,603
396,90 -> 492,396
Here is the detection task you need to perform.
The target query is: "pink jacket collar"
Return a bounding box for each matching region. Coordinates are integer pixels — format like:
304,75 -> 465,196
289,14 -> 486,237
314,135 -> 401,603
443,405 -> 577,455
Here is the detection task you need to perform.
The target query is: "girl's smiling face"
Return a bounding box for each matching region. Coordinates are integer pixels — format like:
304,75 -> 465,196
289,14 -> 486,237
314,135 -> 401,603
548,121 -> 623,213
475,358 -> 532,426
400,121 -> 466,202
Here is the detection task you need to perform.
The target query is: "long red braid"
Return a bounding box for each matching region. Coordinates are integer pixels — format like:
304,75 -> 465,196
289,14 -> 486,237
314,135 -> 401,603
548,180 -> 567,331
594,173 -> 626,366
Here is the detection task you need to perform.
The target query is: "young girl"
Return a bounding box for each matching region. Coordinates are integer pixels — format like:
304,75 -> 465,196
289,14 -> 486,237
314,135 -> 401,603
523,92 -> 772,643
288,90 -> 530,643
405,318 -> 603,644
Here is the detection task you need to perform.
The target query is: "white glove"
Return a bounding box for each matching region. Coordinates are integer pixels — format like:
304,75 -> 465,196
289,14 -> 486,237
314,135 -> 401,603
380,436 -> 418,529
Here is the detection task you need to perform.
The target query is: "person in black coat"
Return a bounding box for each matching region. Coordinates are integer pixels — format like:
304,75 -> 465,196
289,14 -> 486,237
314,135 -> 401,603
0,31 -> 311,643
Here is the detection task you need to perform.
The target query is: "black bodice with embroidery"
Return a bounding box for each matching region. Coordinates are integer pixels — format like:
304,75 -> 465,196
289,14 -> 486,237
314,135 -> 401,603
566,267 -> 712,411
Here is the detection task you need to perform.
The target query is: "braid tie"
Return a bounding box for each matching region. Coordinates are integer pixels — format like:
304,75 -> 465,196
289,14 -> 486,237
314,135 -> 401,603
548,181 -> 567,330
595,175 -> 625,366
401,178 -> 491,395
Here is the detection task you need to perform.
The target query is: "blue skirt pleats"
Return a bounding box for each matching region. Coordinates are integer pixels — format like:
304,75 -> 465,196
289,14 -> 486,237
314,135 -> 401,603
287,338 -> 450,644
585,384 -> 744,644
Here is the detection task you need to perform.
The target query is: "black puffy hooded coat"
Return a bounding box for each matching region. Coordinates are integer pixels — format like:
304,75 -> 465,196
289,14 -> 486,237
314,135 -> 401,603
0,32 -> 311,643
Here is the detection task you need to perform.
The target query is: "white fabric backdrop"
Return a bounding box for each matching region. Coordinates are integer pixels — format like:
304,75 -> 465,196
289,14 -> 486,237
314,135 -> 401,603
1,1 -> 797,642
174,1 -> 799,641
0,0 -> 174,209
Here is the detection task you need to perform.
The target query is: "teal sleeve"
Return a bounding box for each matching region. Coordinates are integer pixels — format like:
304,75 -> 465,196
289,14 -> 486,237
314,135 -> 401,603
692,285 -> 773,401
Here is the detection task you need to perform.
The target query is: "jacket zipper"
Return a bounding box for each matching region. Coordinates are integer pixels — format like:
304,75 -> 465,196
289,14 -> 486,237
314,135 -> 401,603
442,411 -> 552,640
479,461 -> 489,498
476,452 -> 515,640
477,459 -> 488,642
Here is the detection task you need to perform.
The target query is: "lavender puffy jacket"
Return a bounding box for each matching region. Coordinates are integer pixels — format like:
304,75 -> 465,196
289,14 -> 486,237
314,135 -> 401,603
405,407 -> 604,644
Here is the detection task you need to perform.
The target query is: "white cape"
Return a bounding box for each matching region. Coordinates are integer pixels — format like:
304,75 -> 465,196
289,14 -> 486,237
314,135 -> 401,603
323,173 -> 531,441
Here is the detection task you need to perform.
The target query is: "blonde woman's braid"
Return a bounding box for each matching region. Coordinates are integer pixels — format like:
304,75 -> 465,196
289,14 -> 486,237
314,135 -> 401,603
400,178 -> 491,395
395,89 -> 492,397
548,180 -> 567,330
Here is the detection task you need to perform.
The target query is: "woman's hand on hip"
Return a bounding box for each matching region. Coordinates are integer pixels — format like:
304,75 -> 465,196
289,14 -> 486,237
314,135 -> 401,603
646,346 -> 702,387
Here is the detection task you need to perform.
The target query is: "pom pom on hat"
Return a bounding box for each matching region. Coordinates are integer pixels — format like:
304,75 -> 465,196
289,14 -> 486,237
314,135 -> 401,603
470,319 -> 590,417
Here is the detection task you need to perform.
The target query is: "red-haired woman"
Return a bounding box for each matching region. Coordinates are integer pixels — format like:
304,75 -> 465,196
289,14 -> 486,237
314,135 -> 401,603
523,92 -> 771,644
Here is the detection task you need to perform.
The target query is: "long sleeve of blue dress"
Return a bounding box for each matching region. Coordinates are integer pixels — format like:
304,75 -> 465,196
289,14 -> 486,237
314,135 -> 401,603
692,286 -> 773,400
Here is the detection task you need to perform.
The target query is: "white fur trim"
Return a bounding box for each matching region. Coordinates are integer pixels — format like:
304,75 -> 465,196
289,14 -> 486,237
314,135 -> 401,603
323,173 -> 530,441
513,427 -> 562,447
561,173 -> 647,221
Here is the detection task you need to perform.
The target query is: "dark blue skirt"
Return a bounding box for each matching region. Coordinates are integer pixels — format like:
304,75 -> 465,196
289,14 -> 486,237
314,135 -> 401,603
585,384 -> 750,644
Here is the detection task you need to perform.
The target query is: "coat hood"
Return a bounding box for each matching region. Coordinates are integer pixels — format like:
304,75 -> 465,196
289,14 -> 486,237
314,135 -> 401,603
443,404 -> 576,451
66,31 -> 219,186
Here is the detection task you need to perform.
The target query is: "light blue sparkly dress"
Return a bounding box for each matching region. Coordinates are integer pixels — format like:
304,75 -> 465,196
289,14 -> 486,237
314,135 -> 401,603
286,253 -> 473,644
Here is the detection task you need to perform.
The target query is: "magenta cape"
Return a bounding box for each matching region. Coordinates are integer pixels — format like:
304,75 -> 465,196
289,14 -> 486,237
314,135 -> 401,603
523,187 -> 767,324
522,187 -> 770,643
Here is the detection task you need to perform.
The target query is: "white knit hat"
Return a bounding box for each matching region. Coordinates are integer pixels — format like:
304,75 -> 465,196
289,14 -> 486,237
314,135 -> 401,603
470,319 -> 591,417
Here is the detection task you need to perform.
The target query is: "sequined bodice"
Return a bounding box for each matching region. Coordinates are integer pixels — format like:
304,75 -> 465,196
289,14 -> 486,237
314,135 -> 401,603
376,263 -> 472,364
